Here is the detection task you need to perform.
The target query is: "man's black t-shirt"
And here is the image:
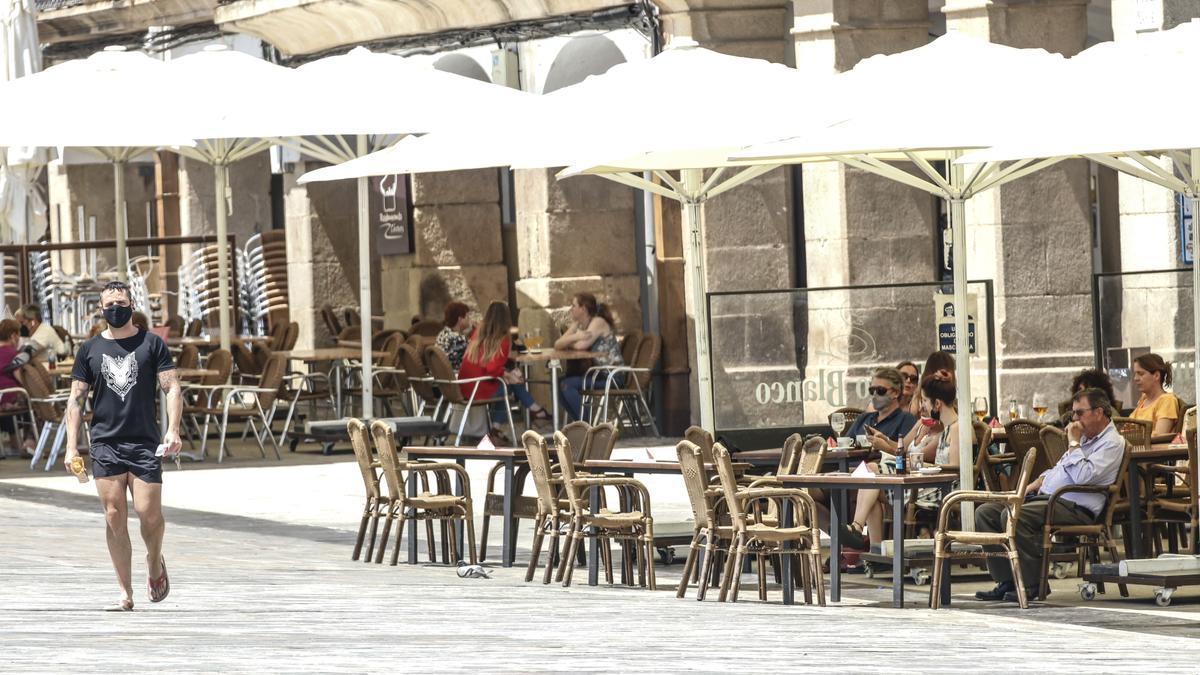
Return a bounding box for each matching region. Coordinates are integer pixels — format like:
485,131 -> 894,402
71,329 -> 175,446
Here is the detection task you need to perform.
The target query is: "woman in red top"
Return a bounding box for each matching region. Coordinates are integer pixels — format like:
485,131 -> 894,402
458,302 -> 547,443
0,319 -> 33,456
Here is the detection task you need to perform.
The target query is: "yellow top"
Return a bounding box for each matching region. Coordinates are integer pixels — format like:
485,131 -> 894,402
1131,392 -> 1179,426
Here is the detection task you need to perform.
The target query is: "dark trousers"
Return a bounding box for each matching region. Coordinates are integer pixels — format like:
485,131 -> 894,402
974,496 -> 1095,587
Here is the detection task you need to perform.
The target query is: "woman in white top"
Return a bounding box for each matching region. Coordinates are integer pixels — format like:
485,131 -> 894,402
843,376 -> 967,552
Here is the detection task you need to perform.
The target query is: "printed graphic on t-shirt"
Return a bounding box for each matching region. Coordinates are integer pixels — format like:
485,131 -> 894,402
101,353 -> 138,401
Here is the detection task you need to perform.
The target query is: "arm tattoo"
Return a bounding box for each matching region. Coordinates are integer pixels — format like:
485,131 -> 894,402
158,368 -> 181,393
67,380 -> 89,410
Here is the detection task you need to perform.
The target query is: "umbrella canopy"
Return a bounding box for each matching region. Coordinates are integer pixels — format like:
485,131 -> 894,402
959,19 -> 1200,430
298,40 -> 829,431
727,32 -> 1073,495
0,0 -> 43,244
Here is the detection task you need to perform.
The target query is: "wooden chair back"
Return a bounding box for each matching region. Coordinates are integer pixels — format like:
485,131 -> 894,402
551,430 -> 583,508
231,343 -> 258,377
19,363 -> 59,422
399,343 -> 439,408
256,354 -> 287,409
684,425 -> 715,464
632,333 -> 661,389
777,433 -> 803,475
585,422 -> 619,461
185,318 -> 203,337
972,420 -> 998,491
320,304 -> 343,337
166,315 -> 184,337
522,431 -> 560,514
828,407 -> 864,431
338,325 -> 360,342
346,418 -> 381,501
712,443 -> 747,529
202,348 -> 232,386
1113,416 -> 1152,451
424,345 -> 467,405
177,344 -> 200,370
676,440 -> 714,530
620,330 -> 643,366
369,419 -> 404,501
795,435 -> 828,476
560,421 -> 591,462
1172,397 -> 1189,434
281,322 -> 300,350
1040,426 -> 1068,467
1005,418 -> 1049,475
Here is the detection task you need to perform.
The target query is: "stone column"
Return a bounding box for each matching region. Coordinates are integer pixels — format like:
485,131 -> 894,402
944,0 -> 1093,402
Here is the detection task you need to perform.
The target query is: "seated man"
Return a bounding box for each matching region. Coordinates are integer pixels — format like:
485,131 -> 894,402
974,387 -> 1125,603
847,367 -> 917,449
16,304 -> 68,362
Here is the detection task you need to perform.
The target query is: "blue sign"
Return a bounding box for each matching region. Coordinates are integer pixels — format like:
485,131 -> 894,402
1180,195 -> 1193,265
937,301 -> 976,355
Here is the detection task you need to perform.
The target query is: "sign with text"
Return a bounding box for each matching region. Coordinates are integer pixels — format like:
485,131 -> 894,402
935,292 -> 978,355
369,174 -> 413,256
1180,194 -> 1193,265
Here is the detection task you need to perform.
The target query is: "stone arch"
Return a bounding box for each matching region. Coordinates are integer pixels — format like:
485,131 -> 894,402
433,53 -> 490,82
542,34 -> 626,93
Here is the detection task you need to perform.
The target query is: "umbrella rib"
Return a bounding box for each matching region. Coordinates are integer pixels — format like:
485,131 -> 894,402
959,160 -> 993,196
974,157 -> 1065,194
1124,151 -> 1189,191
600,171 -> 683,202
903,152 -> 953,195
699,168 -> 727,197
369,134 -> 403,154
654,170 -> 688,199
839,154 -> 944,197
705,164 -> 778,200
1167,150 -> 1191,179
970,158 -> 1034,193
282,136 -> 348,165
333,134 -> 356,161
1084,154 -> 1186,192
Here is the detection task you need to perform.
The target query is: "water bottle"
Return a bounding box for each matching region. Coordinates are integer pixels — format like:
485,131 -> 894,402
48,350 -> 57,372
894,441 -> 906,475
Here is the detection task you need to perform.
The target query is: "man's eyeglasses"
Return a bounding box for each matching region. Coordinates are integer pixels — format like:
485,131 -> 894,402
868,386 -> 892,396
1070,406 -> 1099,419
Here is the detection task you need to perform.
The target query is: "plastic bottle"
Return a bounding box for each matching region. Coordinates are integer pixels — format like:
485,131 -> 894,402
894,440 -> 906,475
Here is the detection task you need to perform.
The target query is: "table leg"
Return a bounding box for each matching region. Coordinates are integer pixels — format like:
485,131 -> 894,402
829,487 -> 842,602
521,363 -> 532,431
502,457 -> 515,568
550,360 -> 561,430
455,458 -> 466,559
836,457 -> 849,536
333,362 -> 343,419
891,486 -> 905,608
589,486 -> 601,586
781,498 -> 795,606
1127,458 -> 1143,559
407,471 -> 418,564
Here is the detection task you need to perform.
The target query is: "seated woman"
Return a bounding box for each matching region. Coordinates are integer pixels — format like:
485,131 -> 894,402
554,292 -> 623,422
435,301 -> 472,372
897,360 -> 920,411
844,377 -> 967,552
1130,353 -> 1179,436
1057,369 -> 1117,426
0,319 -> 32,456
457,302 -> 549,444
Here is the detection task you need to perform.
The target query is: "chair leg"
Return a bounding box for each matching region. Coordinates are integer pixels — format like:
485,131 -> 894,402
756,553 -> 767,601
464,503 -> 478,565
811,543 -> 826,607
44,422 -> 67,471
544,518 -> 562,585
389,511 -> 409,566
1008,545 -> 1030,610
218,408 -> 231,462
697,536 -> 719,602
560,529 -> 582,588
479,511 -> 491,563
375,511 -> 395,564
352,500 -> 372,561
930,545 -> 945,610
729,540 -> 746,602
677,531 -> 702,599
718,533 -> 739,602
29,421 -> 50,469
601,537 -> 614,586
645,529 -> 656,591
1038,531 -> 1053,600
526,514 -> 547,583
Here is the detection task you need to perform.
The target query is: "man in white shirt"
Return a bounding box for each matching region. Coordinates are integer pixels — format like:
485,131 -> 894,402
17,304 -> 68,361
974,388 -> 1126,603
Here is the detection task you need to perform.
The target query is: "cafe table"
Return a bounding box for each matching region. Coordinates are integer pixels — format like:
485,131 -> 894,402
277,348 -> 388,418
776,471 -> 960,608
512,349 -> 600,429
1126,442 -> 1192,558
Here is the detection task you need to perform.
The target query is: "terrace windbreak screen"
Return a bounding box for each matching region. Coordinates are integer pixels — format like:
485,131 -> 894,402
707,281 -> 996,431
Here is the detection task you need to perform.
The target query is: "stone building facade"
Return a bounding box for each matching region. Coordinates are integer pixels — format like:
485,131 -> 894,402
34,0 -> 1200,432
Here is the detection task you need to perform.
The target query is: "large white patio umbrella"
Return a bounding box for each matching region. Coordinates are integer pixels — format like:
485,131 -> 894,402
0,0 -> 43,245
299,40 -> 829,431
960,19 -> 1200,422
0,47 -> 196,281
726,32 -> 1073,492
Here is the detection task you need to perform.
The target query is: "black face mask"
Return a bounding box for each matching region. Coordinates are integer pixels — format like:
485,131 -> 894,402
18,325 -> 28,338
104,305 -> 133,328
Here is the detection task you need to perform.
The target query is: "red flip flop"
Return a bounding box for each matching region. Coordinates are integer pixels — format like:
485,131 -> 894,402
148,557 -> 170,603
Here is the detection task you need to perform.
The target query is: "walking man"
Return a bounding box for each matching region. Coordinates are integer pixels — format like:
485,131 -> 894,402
64,281 -> 182,611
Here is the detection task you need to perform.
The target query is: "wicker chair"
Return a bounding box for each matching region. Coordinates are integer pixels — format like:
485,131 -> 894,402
561,420 -> 591,462
929,448 -> 1039,610
231,343 -> 260,384
1112,416 -> 1153,555
177,343 -> 200,371
398,343 -> 439,416
366,419 -> 476,566
620,330 -> 643,366
347,417 -> 384,562
424,344 -> 514,446
193,353 -> 286,462
1036,440 -> 1133,600
281,321 -> 300,351
1040,426 -> 1069,469
180,348 -> 232,449
553,430 -> 656,589
1005,418 -> 1050,479
1146,407 -> 1197,555
684,425 -> 715,463
584,422 -> 619,461
522,431 -> 572,584
676,440 -> 729,600
972,420 -> 999,492
712,442 -> 824,605
320,304 -> 343,338
581,332 -> 661,436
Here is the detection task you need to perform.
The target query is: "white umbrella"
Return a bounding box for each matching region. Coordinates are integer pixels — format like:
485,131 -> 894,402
299,40 -> 829,431
0,0 -> 43,245
728,32 -> 1072,494
960,19 -> 1200,422
0,47 -> 195,280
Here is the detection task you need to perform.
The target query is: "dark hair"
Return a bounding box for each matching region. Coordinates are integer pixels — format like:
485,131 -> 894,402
921,376 -> 957,406
0,319 -> 20,342
443,302 -> 469,329
896,360 -> 919,377
1073,387 -> 1113,418
1133,353 -> 1173,388
574,292 -> 615,327
1071,368 -> 1116,406
923,351 -> 956,379
873,367 -> 904,393
102,280 -> 133,303
18,304 -> 42,323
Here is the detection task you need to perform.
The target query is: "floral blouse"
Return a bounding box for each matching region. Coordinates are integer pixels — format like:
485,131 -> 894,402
435,327 -> 468,372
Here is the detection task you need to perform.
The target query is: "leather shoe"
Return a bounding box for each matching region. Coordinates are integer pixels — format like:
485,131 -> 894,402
1004,587 -> 1045,603
974,581 -> 1014,601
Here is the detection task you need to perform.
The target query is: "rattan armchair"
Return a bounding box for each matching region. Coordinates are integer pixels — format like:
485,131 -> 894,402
684,425 -> 715,463
553,430 -> 656,589
347,418 -> 384,562
713,443 -> 824,605
523,431 -> 572,584
366,418 -> 477,566
1036,440 -> 1133,600
1146,408 -> 1197,555
828,407 -> 864,432
676,440 -> 730,600
425,344 -> 514,446
929,448 -> 1038,610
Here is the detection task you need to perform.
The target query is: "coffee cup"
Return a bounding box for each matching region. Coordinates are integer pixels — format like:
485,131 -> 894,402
836,436 -> 854,448
856,434 -> 869,448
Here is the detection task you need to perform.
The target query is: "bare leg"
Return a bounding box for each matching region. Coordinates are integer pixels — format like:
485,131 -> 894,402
130,478 -> 166,581
96,474 -> 134,607
852,488 -> 884,546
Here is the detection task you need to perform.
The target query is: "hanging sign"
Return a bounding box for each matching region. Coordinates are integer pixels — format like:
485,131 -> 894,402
369,174 -> 413,256
1179,195 -> 1193,265
935,292 -> 978,355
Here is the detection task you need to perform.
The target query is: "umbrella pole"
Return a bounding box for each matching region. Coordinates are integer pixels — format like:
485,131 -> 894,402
681,169 -> 715,432
112,158 -> 128,282
949,155 -> 974,525
357,134 -> 373,419
214,159 -> 232,353
1191,148 -> 1199,437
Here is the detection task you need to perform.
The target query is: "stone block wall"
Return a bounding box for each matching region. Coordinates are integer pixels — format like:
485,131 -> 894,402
46,160 -> 156,278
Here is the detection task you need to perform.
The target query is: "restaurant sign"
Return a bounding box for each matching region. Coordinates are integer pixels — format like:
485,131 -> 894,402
935,292 -> 980,355
1179,195 -> 1193,265
369,174 -> 413,256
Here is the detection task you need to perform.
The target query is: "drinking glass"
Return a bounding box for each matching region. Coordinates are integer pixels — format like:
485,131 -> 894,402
1032,393 -> 1048,421
830,412 -> 846,437
973,396 -> 988,422
526,329 -> 544,350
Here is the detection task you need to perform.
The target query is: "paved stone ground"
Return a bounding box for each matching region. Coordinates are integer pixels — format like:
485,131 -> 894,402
3,442 -> 1200,673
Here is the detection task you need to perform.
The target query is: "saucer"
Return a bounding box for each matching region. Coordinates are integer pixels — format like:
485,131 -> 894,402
918,467 -> 942,475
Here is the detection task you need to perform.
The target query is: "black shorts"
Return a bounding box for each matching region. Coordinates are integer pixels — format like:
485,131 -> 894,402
90,442 -> 162,484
